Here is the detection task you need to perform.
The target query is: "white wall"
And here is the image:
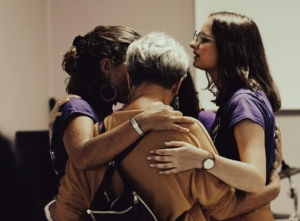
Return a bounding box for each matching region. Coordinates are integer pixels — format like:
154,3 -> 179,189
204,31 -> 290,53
194,0 -> 300,111
0,0 -> 49,140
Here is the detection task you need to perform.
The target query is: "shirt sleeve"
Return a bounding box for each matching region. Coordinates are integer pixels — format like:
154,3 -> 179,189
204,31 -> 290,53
228,93 -> 266,130
60,98 -> 100,136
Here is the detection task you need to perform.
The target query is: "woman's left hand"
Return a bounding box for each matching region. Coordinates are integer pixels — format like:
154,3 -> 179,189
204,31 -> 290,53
274,125 -> 283,169
147,141 -> 207,174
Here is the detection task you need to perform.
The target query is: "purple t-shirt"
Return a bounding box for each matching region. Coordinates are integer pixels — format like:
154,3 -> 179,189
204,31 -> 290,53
50,98 -> 101,181
198,110 -> 216,132
210,88 -> 276,181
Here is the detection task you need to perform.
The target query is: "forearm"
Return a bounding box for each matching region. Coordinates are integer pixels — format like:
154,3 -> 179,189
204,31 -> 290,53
71,120 -> 141,170
228,181 -> 280,218
208,154 -> 265,193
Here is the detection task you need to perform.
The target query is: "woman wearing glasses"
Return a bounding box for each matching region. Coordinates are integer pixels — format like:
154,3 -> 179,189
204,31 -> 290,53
148,12 -> 281,220
48,15 -> 281,220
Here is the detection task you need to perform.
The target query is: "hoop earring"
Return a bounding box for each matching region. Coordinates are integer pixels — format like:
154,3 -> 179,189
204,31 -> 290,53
173,95 -> 179,110
99,84 -> 118,103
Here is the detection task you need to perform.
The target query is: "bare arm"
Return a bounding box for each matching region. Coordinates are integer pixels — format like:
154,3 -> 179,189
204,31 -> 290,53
148,119 -> 274,193
228,168 -> 280,218
48,94 -> 81,144
63,102 -> 195,171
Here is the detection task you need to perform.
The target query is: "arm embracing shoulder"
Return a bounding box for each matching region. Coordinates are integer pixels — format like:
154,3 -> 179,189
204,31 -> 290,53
189,122 -> 237,220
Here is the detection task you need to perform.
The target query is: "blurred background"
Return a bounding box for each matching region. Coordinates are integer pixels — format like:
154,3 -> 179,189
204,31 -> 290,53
0,0 -> 299,220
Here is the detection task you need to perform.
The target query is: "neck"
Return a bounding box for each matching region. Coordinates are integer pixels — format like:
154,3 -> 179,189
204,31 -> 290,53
122,83 -> 174,110
207,69 -> 222,90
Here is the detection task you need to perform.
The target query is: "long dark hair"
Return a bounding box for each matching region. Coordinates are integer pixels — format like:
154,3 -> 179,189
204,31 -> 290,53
206,12 -> 281,111
178,71 -> 200,119
62,25 -> 141,115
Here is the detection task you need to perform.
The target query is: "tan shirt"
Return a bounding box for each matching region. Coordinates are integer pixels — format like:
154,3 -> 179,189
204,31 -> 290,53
56,110 -> 237,221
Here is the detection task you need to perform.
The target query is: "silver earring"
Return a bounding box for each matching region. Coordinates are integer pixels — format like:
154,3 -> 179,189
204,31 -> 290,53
173,95 -> 179,110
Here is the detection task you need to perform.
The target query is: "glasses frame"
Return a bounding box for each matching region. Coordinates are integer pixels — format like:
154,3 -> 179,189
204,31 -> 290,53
193,31 -> 214,46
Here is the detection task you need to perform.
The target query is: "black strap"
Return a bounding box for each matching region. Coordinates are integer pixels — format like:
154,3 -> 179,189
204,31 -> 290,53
101,122 -> 144,163
94,123 -> 145,194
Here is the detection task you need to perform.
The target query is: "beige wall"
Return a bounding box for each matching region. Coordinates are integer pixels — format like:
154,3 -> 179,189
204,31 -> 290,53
49,0 -> 195,100
0,0 -> 49,140
0,0 -> 299,216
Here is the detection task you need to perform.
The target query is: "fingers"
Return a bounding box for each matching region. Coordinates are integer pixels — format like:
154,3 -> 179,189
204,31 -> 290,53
164,141 -> 187,147
158,168 -> 178,175
149,162 -> 174,169
64,94 -> 81,99
170,124 -> 190,133
269,168 -> 278,181
55,112 -> 63,117
172,116 -> 195,123
147,152 -> 173,162
54,98 -> 70,110
272,161 -> 278,170
54,94 -> 81,111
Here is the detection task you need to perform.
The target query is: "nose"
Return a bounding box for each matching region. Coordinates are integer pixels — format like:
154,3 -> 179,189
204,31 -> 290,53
190,40 -> 197,49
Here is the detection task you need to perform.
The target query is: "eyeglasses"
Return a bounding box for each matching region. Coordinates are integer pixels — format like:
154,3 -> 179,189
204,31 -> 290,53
192,31 -> 214,46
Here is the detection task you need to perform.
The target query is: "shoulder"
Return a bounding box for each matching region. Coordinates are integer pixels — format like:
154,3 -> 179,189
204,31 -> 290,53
176,121 -> 218,154
61,98 -> 101,123
63,98 -> 92,111
225,89 -> 273,128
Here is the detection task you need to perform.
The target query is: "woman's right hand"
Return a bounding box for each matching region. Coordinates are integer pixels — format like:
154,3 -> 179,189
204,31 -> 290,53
48,94 -> 81,135
135,102 -> 195,133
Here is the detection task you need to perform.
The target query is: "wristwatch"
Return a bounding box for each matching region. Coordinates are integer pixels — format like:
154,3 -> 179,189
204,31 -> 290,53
203,151 -> 215,170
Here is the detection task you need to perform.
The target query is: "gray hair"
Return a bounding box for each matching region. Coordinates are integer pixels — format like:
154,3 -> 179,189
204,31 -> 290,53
125,32 -> 190,89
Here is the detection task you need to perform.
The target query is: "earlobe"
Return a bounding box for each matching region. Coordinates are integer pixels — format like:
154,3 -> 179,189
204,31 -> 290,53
100,58 -> 112,78
126,73 -> 132,90
173,77 -> 184,95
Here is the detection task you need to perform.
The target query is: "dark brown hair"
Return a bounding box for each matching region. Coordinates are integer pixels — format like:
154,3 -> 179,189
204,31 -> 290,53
62,26 -> 141,113
206,12 -> 281,111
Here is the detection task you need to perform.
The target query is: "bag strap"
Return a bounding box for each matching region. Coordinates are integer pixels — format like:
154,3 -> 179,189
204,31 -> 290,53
90,122 -> 144,205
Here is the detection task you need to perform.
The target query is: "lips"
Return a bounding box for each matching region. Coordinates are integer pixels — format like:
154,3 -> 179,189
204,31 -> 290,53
193,51 -> 199,58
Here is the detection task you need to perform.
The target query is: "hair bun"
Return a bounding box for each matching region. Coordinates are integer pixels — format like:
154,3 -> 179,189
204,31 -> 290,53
72,35 -> 85,55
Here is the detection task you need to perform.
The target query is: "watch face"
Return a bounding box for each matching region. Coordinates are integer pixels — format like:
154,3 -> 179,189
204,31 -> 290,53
204,158 -> 214,170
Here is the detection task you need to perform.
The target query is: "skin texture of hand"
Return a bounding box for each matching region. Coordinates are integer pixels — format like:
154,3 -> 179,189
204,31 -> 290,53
48,94 -> 81,134
147,141 -> 206,174
148,120 -> 282,194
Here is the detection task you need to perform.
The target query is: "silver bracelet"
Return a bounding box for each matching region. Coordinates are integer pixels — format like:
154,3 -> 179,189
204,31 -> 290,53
129,117 -> 145,136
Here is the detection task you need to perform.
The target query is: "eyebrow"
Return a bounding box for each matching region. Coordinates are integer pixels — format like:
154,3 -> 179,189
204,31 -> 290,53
201,31 -> 212,38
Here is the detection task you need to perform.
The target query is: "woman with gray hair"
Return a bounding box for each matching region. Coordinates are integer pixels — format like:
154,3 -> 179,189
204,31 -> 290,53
56,31 -> 240,221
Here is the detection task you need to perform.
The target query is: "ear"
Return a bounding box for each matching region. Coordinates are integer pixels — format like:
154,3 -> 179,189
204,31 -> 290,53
126,73 -> 132,90
100,58 -> 112,78
172,77 -> 184,95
